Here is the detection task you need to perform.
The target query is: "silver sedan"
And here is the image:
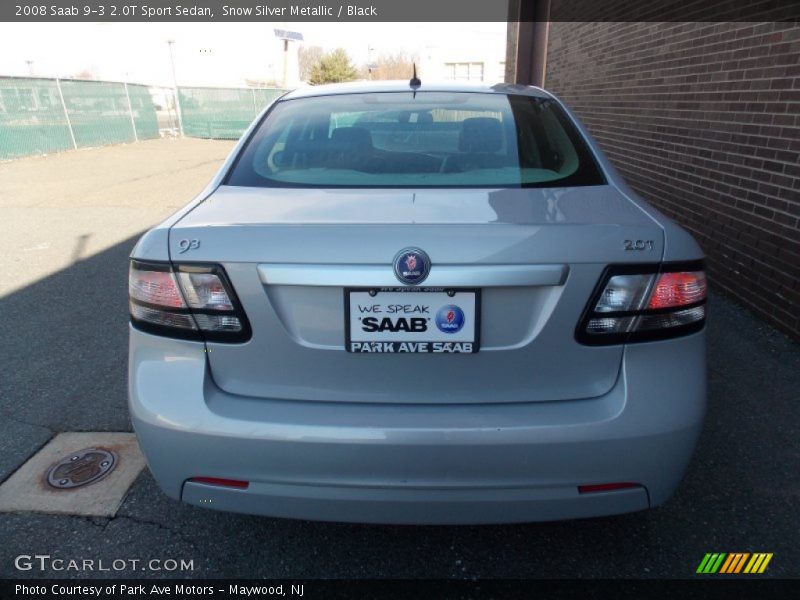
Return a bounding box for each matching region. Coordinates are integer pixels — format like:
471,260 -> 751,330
128,81 -> 707,524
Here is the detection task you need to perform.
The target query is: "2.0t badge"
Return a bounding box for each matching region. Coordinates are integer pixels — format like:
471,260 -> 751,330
393,247 -> 431,285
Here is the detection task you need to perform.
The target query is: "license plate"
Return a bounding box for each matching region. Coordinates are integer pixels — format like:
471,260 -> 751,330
345,288 -> 480,353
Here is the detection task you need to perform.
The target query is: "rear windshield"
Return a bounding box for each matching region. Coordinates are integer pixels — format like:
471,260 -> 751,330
225,92 -> 605,188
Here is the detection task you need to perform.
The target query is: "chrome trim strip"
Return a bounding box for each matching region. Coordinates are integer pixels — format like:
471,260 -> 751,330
258,264 -> 568,287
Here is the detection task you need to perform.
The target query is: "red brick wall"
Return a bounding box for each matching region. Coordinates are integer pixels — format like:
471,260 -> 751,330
545,22 -> 800,339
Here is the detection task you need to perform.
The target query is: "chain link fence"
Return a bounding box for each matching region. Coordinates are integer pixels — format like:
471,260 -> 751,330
0,76 -> 160,159
179,86 -> 285,139
1,76 -> 287,160
1,77 -> 73,158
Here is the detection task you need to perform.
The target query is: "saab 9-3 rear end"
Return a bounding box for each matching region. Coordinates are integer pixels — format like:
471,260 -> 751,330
128,82 -> 706,524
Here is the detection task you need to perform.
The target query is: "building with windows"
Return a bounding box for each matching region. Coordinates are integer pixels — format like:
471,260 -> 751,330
419,32 -> 506,84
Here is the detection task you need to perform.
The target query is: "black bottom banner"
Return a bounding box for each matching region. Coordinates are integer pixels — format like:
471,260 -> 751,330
2,579 -> 797,600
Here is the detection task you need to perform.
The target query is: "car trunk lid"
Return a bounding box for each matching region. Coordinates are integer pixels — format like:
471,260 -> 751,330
170,184 -> 663,404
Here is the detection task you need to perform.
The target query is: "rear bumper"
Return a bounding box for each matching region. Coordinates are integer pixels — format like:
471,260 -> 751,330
181,479 -> 649,524
128,326 -> 706,524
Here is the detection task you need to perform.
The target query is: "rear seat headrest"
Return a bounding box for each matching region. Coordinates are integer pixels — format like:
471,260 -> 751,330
330,127 -> 373,151
459,117 -> 503,153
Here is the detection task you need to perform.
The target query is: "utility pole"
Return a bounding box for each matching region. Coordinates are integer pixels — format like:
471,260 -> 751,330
282,39 -> 289,88
167,39 -> 184,136
367,46 -> 375,80
274,29 -> 303,88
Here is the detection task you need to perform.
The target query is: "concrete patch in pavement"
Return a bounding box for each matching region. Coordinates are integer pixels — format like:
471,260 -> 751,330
0,432 -> 145,517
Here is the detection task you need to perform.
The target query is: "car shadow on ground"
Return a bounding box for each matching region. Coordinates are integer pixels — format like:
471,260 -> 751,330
0,234 -> 141,481
0,236 -> 797,578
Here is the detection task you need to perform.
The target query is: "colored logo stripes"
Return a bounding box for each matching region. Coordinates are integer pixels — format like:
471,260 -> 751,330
696,553 -> 773,574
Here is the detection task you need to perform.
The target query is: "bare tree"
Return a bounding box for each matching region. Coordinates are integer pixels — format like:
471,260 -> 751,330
361,52 -> 418,80
72,68 -> 97,80
298,45 -> 324,82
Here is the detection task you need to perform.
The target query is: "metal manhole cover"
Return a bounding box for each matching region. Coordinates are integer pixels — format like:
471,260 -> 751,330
46,448 -> 117,489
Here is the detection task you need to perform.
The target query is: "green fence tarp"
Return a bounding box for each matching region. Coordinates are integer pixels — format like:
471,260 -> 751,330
128,84 -> 159,140
1,77 -> 286,160
60,79 -> 135,147
0,77 -> 74,159
179,86 -> 285,139
0,77 -> 161,160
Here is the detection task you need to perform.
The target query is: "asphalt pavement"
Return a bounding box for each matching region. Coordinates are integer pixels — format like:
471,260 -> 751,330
0,139 -> 798,579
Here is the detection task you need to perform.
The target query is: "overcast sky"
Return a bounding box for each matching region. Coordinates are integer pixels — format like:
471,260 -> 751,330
0,22 -> 506,86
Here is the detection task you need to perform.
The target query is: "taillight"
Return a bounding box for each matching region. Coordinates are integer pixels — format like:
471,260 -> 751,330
577,262 -> 706,345
129,260 -> 251,343
646,271 -> 707,310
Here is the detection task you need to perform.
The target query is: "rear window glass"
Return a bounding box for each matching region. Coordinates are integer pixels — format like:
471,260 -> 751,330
225,92 -> 605,188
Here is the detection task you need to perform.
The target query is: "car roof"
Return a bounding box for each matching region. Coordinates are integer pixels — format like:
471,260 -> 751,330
279,81 -> 553,101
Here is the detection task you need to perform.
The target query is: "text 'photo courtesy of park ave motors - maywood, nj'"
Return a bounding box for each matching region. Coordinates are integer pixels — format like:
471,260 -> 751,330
14,583 -> 304,597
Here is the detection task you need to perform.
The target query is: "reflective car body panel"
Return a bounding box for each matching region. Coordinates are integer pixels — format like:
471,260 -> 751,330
170,184 -> 664,404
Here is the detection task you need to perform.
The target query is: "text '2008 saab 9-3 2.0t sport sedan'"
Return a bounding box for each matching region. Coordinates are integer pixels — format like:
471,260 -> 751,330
128,80 -> 707,524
